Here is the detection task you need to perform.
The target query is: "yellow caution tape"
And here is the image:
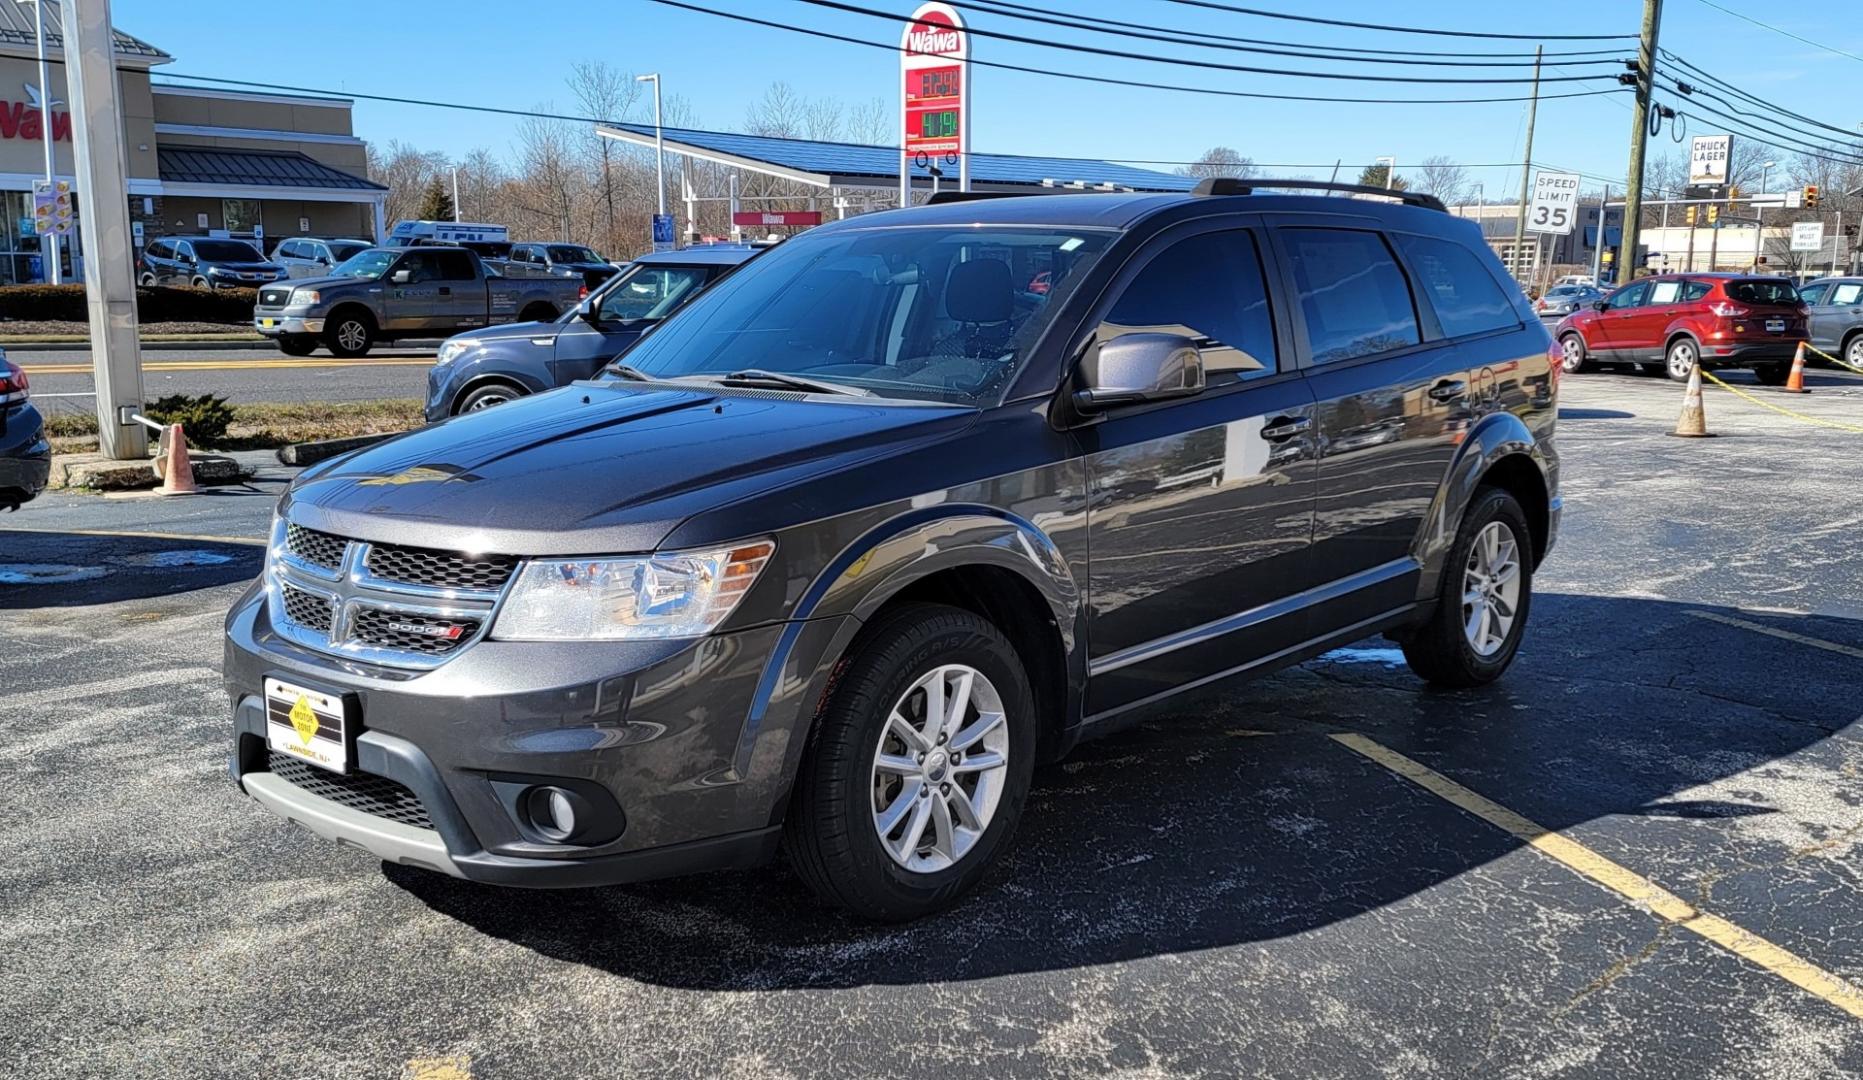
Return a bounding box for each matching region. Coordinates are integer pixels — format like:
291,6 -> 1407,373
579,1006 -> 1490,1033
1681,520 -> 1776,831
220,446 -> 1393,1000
1801,340 -> 1863,376
1697,367 -> 1863,434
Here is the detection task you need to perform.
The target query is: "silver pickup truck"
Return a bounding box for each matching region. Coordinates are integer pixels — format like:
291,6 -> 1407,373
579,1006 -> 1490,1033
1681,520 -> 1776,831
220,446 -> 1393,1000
251,246 -> 583,357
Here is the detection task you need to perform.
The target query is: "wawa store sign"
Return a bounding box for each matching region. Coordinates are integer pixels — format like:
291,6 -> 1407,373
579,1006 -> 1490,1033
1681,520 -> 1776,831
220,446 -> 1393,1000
0,84 -> 71,141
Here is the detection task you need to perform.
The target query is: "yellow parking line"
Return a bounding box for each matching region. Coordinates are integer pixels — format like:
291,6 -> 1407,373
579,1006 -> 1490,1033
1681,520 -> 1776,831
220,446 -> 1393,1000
1687,609 -> 1863,661
1331,732 -> 1863,1020
0,525 -> 266,547
403,1056 -> 472,1080
21,358 -> 433,374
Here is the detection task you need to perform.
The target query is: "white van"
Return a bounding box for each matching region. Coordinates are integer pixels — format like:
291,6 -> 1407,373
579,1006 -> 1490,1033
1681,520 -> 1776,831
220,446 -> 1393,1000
385,220 -> 510,248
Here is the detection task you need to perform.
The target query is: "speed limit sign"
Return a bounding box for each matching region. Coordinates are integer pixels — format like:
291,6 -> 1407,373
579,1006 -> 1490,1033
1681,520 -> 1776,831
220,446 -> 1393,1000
1526,171 -> 1580,235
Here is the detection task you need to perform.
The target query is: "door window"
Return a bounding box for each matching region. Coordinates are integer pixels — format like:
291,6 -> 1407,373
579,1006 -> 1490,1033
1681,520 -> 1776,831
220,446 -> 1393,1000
1680,281 -> 1711,302
1798,282 -> 1831,306
1282,228 -> 1421,364
1605,281 -> 1650,309
397,251 -> 439,282
1103,230 -> 1278,382
435,251 -> 477,280
1391,233 -> 1519,338
1832,283 -> 1863,305
176,241 -> 195,260
597,266 -> 711,321
1647,280 -> 1683,305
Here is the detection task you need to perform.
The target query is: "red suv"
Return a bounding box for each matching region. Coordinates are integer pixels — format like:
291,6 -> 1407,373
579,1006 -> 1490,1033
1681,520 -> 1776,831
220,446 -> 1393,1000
1551,273 -> 1807,382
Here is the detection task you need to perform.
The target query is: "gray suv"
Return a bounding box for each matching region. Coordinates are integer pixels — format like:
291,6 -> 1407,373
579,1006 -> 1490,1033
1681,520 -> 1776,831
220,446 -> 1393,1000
272,237 -> 371,279
226,180 -> 1561,920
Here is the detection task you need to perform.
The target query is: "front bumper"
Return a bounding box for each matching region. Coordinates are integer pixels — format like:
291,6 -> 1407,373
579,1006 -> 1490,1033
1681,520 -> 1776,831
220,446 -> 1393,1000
0,405 -> 51,504
253,315 -> 325,337
225,584 -> 848,887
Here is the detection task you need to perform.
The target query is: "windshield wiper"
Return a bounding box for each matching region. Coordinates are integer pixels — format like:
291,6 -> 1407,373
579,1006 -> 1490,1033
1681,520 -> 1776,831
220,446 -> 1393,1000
601,362 -> 654,381
716,369 -> 872,396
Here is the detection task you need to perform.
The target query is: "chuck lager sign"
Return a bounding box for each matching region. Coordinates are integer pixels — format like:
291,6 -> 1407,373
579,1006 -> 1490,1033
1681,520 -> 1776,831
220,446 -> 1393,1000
900,2 -> 970,192
0,83 -> 70,141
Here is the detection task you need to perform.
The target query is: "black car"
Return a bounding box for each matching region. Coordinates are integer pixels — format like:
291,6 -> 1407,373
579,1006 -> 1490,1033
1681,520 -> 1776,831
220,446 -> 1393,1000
424,244 -> 760,420
0,352 -> 51,510
139,237 -> 286,289
226,180 -> 1560,921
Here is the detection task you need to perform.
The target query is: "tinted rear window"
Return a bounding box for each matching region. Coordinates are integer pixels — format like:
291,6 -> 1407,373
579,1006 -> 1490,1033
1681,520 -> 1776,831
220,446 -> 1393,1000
1393,234 -> 1519,337
1725,279 -> 1799,305
1282,228 -> 1421,364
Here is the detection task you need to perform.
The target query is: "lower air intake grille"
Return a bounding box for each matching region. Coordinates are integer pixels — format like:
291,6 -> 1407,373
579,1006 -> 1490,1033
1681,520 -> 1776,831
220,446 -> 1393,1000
265,751 -> 434,830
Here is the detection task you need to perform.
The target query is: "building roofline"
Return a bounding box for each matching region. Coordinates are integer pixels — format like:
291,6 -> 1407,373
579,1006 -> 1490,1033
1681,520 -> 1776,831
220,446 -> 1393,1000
151,82 -> 353,108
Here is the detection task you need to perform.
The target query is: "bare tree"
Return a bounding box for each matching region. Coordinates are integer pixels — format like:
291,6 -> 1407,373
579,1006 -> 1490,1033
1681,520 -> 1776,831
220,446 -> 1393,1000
568,61 -> 642,256
1412,155 -> 1472,207
367,140 -> 449,226
1176,146 -> 1256,181
515,109 -> 584,243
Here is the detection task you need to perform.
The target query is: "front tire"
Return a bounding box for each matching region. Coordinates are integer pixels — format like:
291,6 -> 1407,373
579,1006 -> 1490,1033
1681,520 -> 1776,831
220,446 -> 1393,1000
1845,333 -> 1863,372
784,603 -> 1036,922
325,312 -> 374,358
1401,487 -> 1533,689
189,275 -> 210,290
276,334 -> 316,356
454,382 -> 525,415
1665,338 -> 1698,382
1559,333 -> 1594,375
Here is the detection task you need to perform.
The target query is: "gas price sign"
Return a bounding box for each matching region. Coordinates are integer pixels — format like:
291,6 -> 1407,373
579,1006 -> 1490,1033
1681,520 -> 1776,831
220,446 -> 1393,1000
904,65 -> 962,153
900,2 -> 969,182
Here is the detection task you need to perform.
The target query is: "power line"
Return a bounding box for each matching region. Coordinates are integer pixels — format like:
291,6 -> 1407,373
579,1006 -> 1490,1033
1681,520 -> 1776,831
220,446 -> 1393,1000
935,0 -> 1631,66
1156,0 -> 1636,41
799,0 -> 1617,83
1687,0 -> 1863,66
650,0 -> 1631,104
1661,50 -> 1863,143
1656,94 -> 1863,168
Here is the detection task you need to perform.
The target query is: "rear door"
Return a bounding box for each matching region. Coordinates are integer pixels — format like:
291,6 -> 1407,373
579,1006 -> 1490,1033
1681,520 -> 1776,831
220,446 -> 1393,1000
428,250 -> 484,332
1275,221 -> 1503,629
1589,280 -> 1650,357
1079,218 -> 1321,714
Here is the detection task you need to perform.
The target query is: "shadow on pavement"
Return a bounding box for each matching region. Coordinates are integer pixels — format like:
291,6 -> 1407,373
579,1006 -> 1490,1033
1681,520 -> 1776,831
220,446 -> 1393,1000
0,530 -> 259,608
390,592 -> 1861,990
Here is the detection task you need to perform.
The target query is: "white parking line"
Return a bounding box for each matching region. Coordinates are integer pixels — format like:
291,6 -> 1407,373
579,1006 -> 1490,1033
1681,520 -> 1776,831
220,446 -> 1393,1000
0,668 -> 217,711
1687,610 -> 1863,661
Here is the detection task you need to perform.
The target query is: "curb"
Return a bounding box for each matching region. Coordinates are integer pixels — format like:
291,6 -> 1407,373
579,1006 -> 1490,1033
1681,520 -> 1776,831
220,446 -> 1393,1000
276,433 -> 397,466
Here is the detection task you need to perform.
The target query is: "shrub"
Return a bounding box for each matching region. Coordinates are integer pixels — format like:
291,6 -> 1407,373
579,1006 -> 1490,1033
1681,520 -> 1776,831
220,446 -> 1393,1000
144,394 -> 236,446
0,284 -> 257,324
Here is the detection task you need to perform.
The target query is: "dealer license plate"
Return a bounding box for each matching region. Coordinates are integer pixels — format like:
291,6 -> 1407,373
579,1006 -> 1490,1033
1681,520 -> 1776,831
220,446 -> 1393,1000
265,677 -> 347,773
1766,317 -> 1785,332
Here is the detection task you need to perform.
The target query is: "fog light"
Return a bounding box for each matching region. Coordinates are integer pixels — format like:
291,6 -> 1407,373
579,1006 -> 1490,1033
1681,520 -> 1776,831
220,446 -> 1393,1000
525,785 -> 582,841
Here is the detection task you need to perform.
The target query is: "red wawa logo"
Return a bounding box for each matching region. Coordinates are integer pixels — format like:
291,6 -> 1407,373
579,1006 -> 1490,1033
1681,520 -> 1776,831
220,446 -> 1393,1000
0,84 -> 71,141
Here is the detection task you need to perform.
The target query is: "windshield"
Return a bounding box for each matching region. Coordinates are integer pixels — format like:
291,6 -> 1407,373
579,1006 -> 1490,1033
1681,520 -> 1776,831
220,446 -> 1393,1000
1726,279 -> 1799,305
611,226 -> 1114,406
549,245 -> 602,264
330,249 -> 398,279
194,240 -> 263,262
328,241 -> 369,262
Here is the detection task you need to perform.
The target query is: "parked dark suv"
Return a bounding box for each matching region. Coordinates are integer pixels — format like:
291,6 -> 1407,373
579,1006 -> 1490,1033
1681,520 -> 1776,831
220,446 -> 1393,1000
225,180 -> 1560,920
139,236 -> 286,289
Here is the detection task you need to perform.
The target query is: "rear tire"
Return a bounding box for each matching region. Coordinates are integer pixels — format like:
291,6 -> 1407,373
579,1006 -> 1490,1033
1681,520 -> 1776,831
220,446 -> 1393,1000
325,312 -> 374,358
1401,487 -> 1533,689
276,334 -> 316,357
1752,362 -> 1790,386
1665,338 -> 1698,382
784,603 -> 1035,922
1559,333 -> 1594,375
1844,333 -> 1863,372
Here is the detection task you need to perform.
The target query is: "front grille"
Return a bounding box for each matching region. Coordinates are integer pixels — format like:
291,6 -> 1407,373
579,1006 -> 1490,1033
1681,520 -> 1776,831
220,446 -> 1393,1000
259,288 -> 289,305
365,542 -> 517,591
351,607 -> 480,656
280,585 -> 334,633
265,751 -> 434,830
286,523 -> 346,571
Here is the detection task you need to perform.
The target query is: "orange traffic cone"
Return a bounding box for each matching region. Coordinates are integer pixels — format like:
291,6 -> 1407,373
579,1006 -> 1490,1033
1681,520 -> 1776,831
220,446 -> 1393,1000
1670,361 -> 1712,437
157,423 -> 199,495
1782,341 -> 1810,394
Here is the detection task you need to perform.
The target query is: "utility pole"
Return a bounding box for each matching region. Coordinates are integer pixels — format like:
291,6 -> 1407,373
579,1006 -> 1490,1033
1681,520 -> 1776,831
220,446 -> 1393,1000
1590,186 -> 1609,283
1511,46 -> 1542,283
1618,0 -> 1664,279
63,0 -> 144,460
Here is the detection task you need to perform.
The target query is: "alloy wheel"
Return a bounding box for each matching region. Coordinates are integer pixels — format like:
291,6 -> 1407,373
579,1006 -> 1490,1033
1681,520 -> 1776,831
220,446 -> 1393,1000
1667,341 -> 1696,380
1560,336 -> 1585,373
466,392 -> 512,411
336,321 -> 368,352
1849,337 -> 1863,371
1461,521 -> 1522,658
870,663 -> 1009,874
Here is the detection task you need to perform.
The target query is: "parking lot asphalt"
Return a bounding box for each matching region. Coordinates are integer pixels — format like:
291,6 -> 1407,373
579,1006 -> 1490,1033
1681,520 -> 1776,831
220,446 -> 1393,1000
4,367 -> 1863,1078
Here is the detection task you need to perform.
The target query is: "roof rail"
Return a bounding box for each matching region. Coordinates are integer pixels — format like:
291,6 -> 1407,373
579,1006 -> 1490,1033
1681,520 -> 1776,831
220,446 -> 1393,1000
1192,177 -> 1448,213
924,190 -> 1038,205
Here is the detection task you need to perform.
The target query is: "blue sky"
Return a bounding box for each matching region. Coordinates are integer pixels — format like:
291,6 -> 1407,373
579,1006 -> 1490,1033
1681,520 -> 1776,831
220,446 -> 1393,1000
116,0 -> 1862,193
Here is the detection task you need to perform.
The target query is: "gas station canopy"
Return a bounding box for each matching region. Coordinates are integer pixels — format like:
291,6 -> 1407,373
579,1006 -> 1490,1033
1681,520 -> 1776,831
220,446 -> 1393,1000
595,122 -> 1195,194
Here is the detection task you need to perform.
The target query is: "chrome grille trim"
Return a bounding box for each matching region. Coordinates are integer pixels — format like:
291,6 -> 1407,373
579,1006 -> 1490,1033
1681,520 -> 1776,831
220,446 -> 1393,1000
265,516 -> 513,670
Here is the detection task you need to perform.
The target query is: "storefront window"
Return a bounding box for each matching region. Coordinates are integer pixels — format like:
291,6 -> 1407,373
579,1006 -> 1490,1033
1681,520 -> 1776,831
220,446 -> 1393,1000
223,199 -> 262,235
0,190 -> 79,285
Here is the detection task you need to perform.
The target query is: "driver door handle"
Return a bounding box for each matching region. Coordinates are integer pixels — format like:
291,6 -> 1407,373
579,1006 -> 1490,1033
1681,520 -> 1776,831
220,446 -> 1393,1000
438,286 -> 452,296
1428,379 -> 1467,402
1260,415 -> 1311,441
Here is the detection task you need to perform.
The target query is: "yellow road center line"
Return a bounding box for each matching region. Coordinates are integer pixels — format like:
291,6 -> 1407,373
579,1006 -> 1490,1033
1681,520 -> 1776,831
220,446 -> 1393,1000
1687,609 -> 1863,661
1330,732 -> 1863,1020
0,525 -> 266,547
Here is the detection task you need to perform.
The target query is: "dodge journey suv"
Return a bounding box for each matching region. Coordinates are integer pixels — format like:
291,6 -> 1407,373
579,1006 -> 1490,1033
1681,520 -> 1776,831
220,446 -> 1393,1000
226,180 -> 1561,921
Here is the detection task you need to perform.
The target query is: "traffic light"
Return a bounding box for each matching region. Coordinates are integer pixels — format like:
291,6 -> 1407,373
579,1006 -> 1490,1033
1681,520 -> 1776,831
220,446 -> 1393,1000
1707,204 -> 1719,225
1805,184 -> 1820,208
1686,205 -> 1698,225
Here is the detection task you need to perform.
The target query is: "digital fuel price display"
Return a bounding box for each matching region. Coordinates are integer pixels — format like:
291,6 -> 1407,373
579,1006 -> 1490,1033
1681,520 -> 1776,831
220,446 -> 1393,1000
904,63 -> 962,156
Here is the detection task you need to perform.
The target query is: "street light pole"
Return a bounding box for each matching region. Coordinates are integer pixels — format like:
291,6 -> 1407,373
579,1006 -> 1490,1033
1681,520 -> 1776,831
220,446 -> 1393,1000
451,165 -> 461,222
1375,155 -> 1396,190
32,0 -> 60,285
636,73 -> 666,225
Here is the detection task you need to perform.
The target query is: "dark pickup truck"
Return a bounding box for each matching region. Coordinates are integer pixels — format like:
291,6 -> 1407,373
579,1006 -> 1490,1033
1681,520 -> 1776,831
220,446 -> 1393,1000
251,246 -> 583,357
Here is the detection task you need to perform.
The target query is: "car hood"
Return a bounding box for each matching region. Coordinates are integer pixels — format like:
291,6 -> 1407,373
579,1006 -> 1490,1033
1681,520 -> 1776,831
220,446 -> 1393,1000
214,263 -> 284,273
284,383 -> 973,555
281,273 -> 376,291
445,321 -> 560,348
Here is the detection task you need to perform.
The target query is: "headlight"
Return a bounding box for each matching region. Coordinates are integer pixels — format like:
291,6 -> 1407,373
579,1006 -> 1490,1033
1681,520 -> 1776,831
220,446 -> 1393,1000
291,289 -> 320,306
436,339 -> 473,365
493,541 -> 774,641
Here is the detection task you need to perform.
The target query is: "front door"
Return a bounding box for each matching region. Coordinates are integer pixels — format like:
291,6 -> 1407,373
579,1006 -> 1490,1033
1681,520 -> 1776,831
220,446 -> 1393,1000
1080,222 -> 1320,714
548,263 -> 719,386
381,251 -> 441,332
1589,279 -> 1650,357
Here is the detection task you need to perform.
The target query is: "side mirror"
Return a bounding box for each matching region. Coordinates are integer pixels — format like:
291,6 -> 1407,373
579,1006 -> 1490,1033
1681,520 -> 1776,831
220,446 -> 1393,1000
576,297 -> 600,325
1591,299 -> 1609,311
391,269 -> 412,284
1072,332 -> 1206,415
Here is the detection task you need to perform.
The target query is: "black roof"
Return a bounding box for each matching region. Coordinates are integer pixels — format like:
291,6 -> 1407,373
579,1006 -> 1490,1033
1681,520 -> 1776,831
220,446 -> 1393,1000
158,146 -> 386,191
